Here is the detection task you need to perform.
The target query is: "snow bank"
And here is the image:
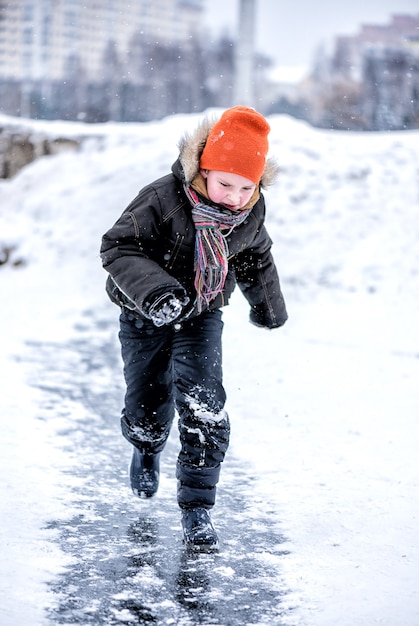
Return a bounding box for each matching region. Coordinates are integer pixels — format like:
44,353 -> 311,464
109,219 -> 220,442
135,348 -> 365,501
1,111 -> 418,625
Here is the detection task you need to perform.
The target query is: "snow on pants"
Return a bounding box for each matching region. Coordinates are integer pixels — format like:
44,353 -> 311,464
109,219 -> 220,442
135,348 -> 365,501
118,308 -> 230,509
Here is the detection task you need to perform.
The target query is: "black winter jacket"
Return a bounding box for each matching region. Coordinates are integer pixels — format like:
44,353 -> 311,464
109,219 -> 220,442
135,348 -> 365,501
100,116 -> 288,329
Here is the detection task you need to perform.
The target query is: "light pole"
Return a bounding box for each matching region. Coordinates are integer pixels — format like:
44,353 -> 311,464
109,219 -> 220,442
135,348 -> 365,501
233,0 -> 256,106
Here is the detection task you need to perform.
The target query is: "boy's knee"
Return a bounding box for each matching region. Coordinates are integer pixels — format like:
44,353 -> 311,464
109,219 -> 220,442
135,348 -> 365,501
177,399 -> 230,468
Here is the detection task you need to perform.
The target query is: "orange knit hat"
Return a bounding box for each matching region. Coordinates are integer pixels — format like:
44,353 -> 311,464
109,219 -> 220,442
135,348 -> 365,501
200,106 -> 270,184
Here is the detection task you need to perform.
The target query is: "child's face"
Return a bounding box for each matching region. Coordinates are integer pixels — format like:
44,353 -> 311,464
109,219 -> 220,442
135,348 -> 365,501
201,170 -> 256,211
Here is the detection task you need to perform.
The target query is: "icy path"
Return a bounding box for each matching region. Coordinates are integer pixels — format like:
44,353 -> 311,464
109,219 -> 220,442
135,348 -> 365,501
3,283 -> 418,626
21,309 -> 294,626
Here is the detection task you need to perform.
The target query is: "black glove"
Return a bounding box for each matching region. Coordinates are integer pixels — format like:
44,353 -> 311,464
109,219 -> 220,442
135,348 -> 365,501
148,292 -> 189,327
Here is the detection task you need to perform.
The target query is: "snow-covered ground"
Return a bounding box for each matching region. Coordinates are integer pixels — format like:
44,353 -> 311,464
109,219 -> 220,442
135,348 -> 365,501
0,111 -> 418,626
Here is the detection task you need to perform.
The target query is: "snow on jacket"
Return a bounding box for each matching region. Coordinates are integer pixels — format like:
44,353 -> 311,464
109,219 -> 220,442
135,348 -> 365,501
100,115 -> 288,329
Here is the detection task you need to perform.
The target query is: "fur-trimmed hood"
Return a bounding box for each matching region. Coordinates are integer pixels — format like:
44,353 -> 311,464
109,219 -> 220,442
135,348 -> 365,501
178,112 -> 280,188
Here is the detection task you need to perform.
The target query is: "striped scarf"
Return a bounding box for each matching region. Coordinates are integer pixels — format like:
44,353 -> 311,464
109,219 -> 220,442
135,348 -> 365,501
184,185 -> 253,312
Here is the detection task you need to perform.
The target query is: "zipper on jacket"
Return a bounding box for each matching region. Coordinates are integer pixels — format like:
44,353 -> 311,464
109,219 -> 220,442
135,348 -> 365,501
128,211 -> 140,239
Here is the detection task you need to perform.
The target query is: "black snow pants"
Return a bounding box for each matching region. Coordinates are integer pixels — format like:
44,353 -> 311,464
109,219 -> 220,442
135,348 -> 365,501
118,308 -> 230,510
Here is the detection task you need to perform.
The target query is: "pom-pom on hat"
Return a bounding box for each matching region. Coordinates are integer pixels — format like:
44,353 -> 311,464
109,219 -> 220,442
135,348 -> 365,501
199,106 -> 270,184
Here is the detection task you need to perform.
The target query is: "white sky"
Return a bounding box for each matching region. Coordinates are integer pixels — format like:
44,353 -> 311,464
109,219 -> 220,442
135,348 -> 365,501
203,0 -> 419,70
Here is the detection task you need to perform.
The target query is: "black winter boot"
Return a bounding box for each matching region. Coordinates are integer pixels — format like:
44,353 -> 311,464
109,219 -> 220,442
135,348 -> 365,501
129,448 -> 160,498
181,508 -> 219,552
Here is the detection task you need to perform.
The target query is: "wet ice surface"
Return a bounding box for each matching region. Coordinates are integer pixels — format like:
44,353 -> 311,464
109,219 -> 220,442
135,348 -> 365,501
25,311 -> 292,626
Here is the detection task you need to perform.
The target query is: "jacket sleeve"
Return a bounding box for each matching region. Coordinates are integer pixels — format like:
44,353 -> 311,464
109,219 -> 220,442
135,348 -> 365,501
232,201 -> 288,329
100,186 -> 187,315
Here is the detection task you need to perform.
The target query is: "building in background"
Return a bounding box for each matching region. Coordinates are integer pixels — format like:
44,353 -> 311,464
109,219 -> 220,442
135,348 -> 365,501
0,0 -> 250,121
0,0 -> 204,82
330,14 -> 419,130
331,13 -> 419,81
284,13 -> 419,131
2,3 -> 418,130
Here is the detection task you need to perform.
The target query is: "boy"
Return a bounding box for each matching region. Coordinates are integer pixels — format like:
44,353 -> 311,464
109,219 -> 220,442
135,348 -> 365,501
100,106 -> 287,551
